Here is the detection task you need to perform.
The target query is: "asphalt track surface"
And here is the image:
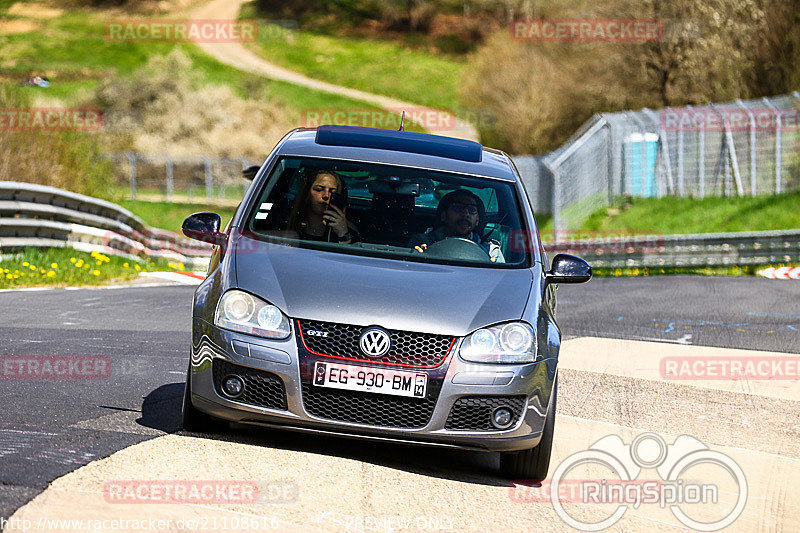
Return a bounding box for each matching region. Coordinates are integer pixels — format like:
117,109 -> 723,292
0,276 -> 798,530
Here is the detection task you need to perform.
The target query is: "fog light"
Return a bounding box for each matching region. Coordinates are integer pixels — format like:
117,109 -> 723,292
222,375 -> 244,398
491,406 -> 514,429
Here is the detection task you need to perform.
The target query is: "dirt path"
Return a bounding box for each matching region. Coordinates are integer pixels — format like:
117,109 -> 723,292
187,0 -> 479,142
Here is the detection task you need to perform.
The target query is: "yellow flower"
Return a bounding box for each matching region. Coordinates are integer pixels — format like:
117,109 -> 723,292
70,257 -> 77,263
123,262 -> 129,268
22,262 -> 29,267
46,271 -> 55,278
75,260 -> 84,267
29,265 -> 36,271
51,263 -> 58,269
83,264 -> 90,269
178,263 -> 185,271
12,274 -> 18,279
5,274 -> 11,279
96,261 -> 102,266
92,270 -> 100,276
134,264 -> 141,271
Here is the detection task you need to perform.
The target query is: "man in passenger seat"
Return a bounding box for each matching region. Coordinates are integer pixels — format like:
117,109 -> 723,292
409,189 -> 504,262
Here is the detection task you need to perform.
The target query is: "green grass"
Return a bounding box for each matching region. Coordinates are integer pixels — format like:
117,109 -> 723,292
537,192 -> 800,240
118,199 -> 238,232
240,2 -> 463,112
0,7 -> 402,122
0,247 -> 171,289
581,192 -> 800,235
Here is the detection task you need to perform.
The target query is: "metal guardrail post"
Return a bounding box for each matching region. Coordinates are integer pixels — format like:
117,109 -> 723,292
711,103 -> 744,196
165,153 -> 174,202
204,156 -> 213,203
762,97 -> 782,194
674,108 -> 686,196
736,100 -> 757,195
126,152 -> 137,200
689,106 -> 706,198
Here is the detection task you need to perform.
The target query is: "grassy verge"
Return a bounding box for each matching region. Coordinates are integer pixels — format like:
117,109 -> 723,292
537,191 -> 800,240
582,192 -> 800,235
0,247 -> 174,289
118,200 -> 238,232
592,264 -> 772,277
240,1 -> 463,112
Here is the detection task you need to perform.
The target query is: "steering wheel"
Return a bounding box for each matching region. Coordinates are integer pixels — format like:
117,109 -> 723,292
422,237 -> 489,262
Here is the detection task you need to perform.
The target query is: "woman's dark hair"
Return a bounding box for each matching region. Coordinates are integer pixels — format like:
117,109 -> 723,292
436,189 -> 487,238
287,169 -> 348,232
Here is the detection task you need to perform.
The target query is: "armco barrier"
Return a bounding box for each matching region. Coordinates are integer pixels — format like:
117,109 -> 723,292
0,182 -> 213,269
545,229 -> 800,268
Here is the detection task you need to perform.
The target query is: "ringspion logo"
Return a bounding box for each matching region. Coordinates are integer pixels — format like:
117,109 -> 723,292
512,433 -> 748,531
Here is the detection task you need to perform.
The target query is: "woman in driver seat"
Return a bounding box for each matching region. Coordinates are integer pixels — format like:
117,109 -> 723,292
409,189 -> 504,262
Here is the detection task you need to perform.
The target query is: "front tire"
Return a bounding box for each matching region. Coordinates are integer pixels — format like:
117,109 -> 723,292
499,376 -> 557,482
182,364 -> 228,433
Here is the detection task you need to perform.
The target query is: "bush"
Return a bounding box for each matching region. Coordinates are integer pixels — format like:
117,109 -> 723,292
92,49 -> 292,159
0,87 -> 115,198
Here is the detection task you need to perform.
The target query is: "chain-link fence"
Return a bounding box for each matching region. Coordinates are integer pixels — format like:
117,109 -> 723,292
540,92 -> 800,240
105,153 -> 256,205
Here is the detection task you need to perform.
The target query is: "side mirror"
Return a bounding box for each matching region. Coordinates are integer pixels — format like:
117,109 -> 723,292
243,165 -> 260,180
546,253 -> 592,284
182,212 -> 224,245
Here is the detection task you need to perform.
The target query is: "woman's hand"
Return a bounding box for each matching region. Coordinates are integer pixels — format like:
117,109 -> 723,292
322,205 -> 349,238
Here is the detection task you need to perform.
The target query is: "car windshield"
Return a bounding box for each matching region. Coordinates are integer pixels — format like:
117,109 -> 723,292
244,156 -> 534,268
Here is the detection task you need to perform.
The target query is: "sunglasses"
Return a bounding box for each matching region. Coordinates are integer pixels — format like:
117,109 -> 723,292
450,201 -> 478,215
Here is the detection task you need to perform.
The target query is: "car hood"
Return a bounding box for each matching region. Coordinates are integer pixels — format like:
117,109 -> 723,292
233,236 -> 534,337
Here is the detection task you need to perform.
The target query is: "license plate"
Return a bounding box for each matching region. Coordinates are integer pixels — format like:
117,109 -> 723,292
313,361 -> 427,398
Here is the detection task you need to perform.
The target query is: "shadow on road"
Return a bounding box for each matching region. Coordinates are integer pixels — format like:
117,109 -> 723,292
137,383 -> 184,433
140,383 -> 510,488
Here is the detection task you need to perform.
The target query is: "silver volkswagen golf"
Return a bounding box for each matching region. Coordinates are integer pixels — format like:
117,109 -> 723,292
181,125 -> 591,481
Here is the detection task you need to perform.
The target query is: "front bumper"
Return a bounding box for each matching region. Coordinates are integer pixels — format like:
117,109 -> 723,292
189,319 -> 557,453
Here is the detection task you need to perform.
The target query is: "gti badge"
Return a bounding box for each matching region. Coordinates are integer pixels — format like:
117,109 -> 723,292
359,327 -> 391,357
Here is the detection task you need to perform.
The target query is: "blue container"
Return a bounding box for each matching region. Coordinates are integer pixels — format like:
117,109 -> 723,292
627,133 -> 658,197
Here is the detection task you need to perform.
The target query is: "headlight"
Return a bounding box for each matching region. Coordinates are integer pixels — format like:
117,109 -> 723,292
215,290 -> 291,339
460,322 -> 536,363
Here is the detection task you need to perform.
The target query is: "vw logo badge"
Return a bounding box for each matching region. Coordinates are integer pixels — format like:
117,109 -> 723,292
359,327 -> 391,357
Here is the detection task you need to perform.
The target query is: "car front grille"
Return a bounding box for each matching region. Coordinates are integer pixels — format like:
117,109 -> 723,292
297,319 -> 454,368
213,360 -> 287,411
445,396 -> 526,431
301,382 -> 438,428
